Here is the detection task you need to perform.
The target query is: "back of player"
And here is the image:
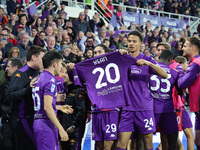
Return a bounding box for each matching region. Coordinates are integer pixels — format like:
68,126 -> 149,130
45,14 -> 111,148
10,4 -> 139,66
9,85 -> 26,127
32,51 -> 68,150
149,50 -> 179,150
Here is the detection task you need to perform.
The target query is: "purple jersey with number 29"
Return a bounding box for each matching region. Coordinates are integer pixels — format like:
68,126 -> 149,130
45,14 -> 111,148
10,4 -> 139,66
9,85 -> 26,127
73,51 -> 137,109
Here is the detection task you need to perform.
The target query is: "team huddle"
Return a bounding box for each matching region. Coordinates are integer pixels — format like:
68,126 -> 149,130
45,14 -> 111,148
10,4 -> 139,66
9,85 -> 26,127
1,30 -> 200,150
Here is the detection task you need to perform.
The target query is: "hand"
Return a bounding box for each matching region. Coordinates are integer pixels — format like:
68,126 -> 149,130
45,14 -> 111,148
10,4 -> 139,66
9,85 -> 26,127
86,112 -> 91,123
67,63 -> 75,71
91,32 -> 96,37
30,76 -> 38,88
58,105 -> 73,114
66,126 -> 75,134
119,49 -> 128,55
42,5 -> 45,10
9,33 -> 15,39
77,51 -> 83,57
108,30 -> 113,36
26,2 -> 29,7
0,41 -> 6,49
136,59 -> 151,67
59,128 -> 69,141
62,105 -> 73,114
56,92 -> 66,102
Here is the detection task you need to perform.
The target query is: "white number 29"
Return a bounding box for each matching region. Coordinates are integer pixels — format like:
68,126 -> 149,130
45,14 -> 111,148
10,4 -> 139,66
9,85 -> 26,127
32,87 -> 41,111
92,63 -> 120,89
106,123 -> 117,133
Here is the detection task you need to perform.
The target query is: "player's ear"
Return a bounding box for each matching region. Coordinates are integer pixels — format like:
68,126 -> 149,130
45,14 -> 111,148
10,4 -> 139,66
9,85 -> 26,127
52,61 -> 57,68
31,55 -> 36,61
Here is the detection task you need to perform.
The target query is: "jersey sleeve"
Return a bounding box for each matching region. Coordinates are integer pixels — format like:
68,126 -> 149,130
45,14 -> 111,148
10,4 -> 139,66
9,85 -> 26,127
175,64 -> 185,77
43,79 -> 57,97
73,64 -> 85,87
148,57 -> 159,74
178,62 -> 200,89
6,71 -> 31,103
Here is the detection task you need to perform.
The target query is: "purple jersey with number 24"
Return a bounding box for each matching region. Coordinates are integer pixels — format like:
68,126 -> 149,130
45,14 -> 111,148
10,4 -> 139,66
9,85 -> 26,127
73,51 -> 137,109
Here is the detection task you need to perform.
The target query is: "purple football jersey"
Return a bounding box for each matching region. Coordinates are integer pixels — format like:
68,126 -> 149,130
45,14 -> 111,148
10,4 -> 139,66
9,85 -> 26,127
32,70 -> 58,119
55,76 -> 65,94
124,53 -> 158,111
149,62 -> 179,113
73,51 -> 137,109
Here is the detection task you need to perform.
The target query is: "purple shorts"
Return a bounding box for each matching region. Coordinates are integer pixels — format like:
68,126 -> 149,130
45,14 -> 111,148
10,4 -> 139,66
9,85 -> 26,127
195,112 -> 200,130
33,119 -> 59,150
119,110 -> 156,134
182,109 -> 193,130
155,112 -> 179,135
92,110 -> 119,141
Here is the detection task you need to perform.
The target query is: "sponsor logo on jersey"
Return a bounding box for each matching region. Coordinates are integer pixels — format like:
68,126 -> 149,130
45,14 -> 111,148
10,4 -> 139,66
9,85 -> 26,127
110,134 -> 115,137
15,73 -> 21,78
74,75 -> 78,80
131,68 -> 142,74
51,84 -> 55,93
147,127 -> 152,131
92,132 -> 95,137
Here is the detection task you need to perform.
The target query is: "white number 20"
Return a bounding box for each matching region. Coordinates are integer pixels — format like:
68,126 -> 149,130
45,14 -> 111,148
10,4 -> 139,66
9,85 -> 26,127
150,74 -> 171,93
92,63 -> 120,89
32,87 -> 41,111
106,123 -> 117,133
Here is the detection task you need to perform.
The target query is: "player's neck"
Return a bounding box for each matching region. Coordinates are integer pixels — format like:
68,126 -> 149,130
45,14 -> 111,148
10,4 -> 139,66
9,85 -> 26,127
27,62 -> 38,70
44,68 -> 55,76
188,52 -> 198,61
129,51 -> 139,58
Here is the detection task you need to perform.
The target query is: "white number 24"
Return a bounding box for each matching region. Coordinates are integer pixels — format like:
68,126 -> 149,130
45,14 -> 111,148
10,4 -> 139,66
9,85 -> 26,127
92,63 -> 120,89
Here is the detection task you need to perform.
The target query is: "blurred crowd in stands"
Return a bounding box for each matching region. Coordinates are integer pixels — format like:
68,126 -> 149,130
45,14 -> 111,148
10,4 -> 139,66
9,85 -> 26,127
0,0 -> 199,68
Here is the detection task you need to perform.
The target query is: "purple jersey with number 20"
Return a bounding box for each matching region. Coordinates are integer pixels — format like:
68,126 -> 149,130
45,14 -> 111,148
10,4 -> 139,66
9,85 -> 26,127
73,51 -> 137,109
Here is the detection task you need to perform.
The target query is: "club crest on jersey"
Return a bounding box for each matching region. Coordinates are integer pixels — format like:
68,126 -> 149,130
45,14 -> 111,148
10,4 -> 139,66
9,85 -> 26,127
50,78 -> 55,82
15,73 -> 21,78
131,68 -> 142,74
51,84 -> 55,93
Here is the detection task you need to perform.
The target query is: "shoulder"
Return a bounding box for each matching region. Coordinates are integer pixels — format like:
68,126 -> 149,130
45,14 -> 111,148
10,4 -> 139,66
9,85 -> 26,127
142,55 -> 156,63
192,58 -> 200,66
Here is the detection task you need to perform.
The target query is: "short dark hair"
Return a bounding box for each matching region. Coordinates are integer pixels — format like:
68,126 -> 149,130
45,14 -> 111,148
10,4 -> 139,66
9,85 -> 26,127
32,27 -> 38,32
128,30 -> 143,42
8,58 -> 23,69
42,51 -> 63,69
103,38 -> 110,43
94,44 -> 110,53
39,31 -> 46,36
26,45 -> 46,61
86,37 -> 94,42
159,50 -> 174,60
186,37 -> 200,51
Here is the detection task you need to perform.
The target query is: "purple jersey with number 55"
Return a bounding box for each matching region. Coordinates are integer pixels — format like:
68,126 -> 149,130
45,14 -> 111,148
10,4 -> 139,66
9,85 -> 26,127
73,51 -> 137,109
149,62 -> 179,113
32,70 -> 58,119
